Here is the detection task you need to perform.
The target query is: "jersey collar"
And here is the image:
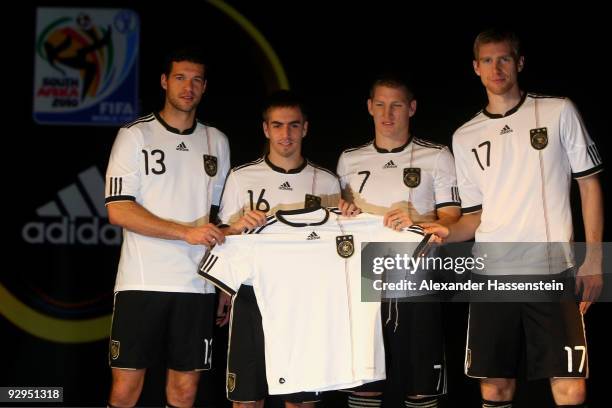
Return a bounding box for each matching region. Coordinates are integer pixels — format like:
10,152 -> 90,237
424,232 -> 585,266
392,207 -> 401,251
373,134 -> 413,153
264,155 -> 308,174
276,207 -> 330,227
154,112 -> 198,135
482,91 -> 527,119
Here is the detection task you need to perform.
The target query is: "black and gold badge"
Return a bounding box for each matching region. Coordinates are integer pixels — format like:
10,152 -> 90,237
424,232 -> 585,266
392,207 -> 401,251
110,340 -> 120,360
530,127 -> 548,150
403,168 -> 421,188
203,155 -> 218,176
227,373 -> 236,392
305,194 -> 322,209
336,235 -> 354,258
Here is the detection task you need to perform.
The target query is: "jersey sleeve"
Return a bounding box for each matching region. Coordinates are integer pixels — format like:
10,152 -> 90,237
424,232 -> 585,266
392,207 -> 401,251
433,147 -> 461,209
105,127 -> 141,205
559,99 -> 604,179
212,130 -> 231,206
453,134 -> 482,214
317,169 -> 341,208
217,169 -> 245,226
198,238 -> 253,296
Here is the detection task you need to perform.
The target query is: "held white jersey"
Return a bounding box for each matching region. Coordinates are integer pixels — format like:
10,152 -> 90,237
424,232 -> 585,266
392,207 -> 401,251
218,156 -> 340,226
199,208 -> 430,394
453,93 -> 603,244
337,137 -> 460,222
105,113 -> 231,293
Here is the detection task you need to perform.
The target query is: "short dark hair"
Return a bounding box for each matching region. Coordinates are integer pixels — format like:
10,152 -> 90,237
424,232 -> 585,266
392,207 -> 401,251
473,29 -> 521,61
163,47 -> 207,78
369,73 -> 415,101
262,90 -> 308,122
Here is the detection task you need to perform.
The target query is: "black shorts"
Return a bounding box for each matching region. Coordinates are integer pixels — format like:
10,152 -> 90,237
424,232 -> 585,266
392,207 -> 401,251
109,290 -> 214,371
227,285 -> 320,403
466,301 -> 588,379
381,299 -> 446,396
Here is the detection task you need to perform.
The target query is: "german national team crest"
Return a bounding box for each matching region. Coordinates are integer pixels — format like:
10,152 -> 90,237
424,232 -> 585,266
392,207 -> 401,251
227,373 -> 236,392
530,127 -> 548,150
403,168 -> 421,188
203,155 -> 218,176
305,194 -> 322,209
336,235 -> 354,258
110,340 -> 120,360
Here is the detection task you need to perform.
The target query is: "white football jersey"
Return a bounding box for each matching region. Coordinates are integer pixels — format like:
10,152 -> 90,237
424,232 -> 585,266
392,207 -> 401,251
337,137 -> 460,222
199,208 -> 431,394
454,94 -> 602,243
453,94 -> 603,274
218,156 -> 340,226
105,113 -> 230,293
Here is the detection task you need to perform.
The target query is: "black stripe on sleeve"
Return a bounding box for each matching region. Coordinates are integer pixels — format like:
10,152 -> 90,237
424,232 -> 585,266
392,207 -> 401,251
198,272 -> 236,296
572,164 -> 604,179
436,202 -> 461,209
461,204 -> 482,214
105,195 -> 136,204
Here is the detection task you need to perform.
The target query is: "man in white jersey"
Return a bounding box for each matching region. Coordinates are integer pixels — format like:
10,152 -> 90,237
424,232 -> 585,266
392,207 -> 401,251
105,48 -> 230,408
423,29 -> 603,408
200,208 -> 433,398
216,90 -> 340,408
337,74 -> 461,408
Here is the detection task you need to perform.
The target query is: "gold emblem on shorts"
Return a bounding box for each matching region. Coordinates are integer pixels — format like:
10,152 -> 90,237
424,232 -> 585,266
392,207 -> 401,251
110,340 -> 120,360
530,127 -> 548,150
203,154 -> 218,176
305,194 -> 321,209
336,235 -> 354,258
227,372 -> 236,392
403,168 -> 421,188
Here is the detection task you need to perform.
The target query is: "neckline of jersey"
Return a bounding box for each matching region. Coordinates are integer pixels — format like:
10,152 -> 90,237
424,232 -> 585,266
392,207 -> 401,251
482,91 -> 527,119
373,134 -> 413,153
154,111 -> 198,135
275,207 -> 330,227
264,155 -> 308,174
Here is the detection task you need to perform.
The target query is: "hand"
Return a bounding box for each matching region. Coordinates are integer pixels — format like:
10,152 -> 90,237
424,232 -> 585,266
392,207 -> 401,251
383,208 -> 413,231
184,223 -> 225,247
216,291 -> 232,326
229,210 -> 267,234
576,257 -> 603,314
338,198 -> 361,217
420,222 -> 450,242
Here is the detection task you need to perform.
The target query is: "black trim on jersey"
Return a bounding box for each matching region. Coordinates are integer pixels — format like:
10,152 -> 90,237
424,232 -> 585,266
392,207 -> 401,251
154,112 -> 197,135
328,207 -> 342,215
483,92 -> 527,119
307,160 -> 338,178
413,138 -> 445,150
343,141 -> 373,154
572,164 -> 604,179
105,195 -> 136,204
527,92 -> 565,100
233,157 -> 264,172
405,225 -> 425,236
451,186 -> 461,203
461,204 -> 482,214
587,145 -> 603,166
264,155 -> 308,174
253,218 -> 278,234
436,202 -> 461,209
275,207 -> 330,227
123,113 -> 155,128
198,269 -> 236,297
373,135 -> 413,153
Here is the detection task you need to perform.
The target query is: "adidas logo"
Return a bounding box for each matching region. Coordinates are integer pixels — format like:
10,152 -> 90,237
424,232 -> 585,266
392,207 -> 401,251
279,181 -> 293,191
21,166 -> 122,246
383,160 -> 397,169
176,142 -> 189,151
307,231 -> 320,240
500,125 -> 513,135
